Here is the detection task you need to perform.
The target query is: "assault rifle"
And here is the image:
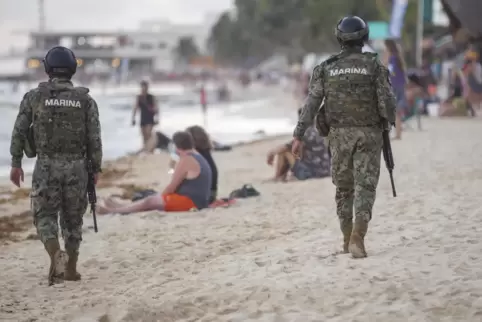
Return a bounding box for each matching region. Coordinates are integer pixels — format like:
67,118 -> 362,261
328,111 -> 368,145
86,159 -> 98,232
382,126 -> 397,197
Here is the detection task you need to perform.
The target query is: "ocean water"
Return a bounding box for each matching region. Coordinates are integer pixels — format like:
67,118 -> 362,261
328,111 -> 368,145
0,83 -> 297,176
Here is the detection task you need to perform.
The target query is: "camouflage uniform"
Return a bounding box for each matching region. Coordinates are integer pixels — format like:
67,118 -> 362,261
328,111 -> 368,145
10,78 -> 102,278
293,49 -> 396,257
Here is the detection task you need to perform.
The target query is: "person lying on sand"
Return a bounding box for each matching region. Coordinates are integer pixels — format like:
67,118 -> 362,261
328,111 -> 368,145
266,109 -> 331,182
99,131 -> 212,214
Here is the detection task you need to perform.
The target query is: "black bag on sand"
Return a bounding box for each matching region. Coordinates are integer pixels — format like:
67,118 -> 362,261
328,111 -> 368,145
229,184 -> 260,199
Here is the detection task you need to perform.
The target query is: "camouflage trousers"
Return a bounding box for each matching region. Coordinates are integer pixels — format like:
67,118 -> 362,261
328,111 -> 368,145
328,127 -> 382,223
31,157 -> 88,253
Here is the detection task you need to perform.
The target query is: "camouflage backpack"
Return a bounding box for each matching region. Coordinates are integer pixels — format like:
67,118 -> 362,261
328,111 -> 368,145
23,84 -> 90,158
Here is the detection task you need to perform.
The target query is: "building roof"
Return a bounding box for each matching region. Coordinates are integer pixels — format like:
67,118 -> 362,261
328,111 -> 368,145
29,31 -> 126,37
28,29 -> 206,38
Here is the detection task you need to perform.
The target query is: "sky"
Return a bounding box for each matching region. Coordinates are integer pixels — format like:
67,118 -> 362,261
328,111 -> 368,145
0,0 -> 233,53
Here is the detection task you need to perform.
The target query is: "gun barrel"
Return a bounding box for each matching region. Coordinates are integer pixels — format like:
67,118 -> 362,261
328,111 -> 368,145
86,159 -> 98,232
389,171 -> 397,197
382,130 -> 397,197
92,207 -> 98,232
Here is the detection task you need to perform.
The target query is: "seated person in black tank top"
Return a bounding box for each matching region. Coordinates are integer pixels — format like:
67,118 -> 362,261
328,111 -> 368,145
185,125 -> 218,203
97,131 -> 212,214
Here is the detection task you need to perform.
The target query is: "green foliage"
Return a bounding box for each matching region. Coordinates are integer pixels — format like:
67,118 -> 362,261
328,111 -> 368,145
207,0 -> 422,66
173,36 -> 201,63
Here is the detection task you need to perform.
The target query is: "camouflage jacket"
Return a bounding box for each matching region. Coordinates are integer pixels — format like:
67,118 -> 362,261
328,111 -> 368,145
10,78 -> 103,172
293,49 -> 396,139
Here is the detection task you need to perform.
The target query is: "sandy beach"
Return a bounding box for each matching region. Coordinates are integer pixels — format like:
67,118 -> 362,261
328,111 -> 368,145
1,117 -> 482,321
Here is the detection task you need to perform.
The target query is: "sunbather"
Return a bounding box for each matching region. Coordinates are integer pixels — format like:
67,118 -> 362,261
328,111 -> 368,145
98,131 -> 212,214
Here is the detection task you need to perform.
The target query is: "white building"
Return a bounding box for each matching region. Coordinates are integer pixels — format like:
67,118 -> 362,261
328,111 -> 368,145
0,15 -> 218,78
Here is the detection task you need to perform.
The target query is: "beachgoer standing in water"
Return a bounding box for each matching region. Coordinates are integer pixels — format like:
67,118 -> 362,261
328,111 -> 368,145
292,16 -> 396,258
132,80 -> 158,145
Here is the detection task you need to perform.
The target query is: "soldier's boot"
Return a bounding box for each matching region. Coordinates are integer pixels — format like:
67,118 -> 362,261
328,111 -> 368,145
64,250 -> 82,281
44,238 -> 62,285
349,219 -> 368,258
340,219 -> 353,253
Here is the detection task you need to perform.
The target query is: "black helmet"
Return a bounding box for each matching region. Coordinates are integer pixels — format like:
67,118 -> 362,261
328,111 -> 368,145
43,46 -> 77,77
335,16 -> 369,46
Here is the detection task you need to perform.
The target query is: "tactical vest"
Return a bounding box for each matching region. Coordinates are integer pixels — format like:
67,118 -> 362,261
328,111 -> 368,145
27,83 -> 91,157
323,52 -> 381,128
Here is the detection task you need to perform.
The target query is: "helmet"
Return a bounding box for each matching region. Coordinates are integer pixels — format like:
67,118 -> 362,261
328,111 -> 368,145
335,16 -> 369,46
43,46 -> 77,77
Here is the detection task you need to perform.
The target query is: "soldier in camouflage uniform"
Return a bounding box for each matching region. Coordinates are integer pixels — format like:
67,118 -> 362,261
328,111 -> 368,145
9,46 -> 102,284
292,16 -> 396,258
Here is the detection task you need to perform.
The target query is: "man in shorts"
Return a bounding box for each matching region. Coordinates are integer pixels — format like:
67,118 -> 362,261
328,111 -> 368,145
98,131 -> 212,214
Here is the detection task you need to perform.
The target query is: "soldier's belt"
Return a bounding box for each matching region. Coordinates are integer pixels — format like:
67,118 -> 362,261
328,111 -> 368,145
329,123 -> 380,128
37,153 -> 85,160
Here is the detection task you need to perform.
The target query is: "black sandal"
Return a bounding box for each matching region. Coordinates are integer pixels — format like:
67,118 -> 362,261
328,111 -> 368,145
229,184 -> 260,199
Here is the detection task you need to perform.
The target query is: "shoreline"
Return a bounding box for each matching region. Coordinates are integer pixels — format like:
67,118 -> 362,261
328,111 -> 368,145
0,83 -> 299,178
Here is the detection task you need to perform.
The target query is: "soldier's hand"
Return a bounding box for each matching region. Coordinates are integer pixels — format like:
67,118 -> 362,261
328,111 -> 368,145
10,167 -> 24,188
291,138 -> 302,158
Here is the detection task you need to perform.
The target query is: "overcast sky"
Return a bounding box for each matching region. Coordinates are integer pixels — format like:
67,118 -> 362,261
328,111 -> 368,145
0,0 -> 232,53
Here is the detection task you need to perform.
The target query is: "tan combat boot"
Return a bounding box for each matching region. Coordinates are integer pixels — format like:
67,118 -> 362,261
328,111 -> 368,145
64,250 -> 81,281
340,219 -> 353,253
349,219 -> 368,258
44,238 -> 62,285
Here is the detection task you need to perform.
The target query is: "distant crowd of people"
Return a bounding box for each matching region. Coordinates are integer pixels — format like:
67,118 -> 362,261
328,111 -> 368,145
442,48 -> 482,116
